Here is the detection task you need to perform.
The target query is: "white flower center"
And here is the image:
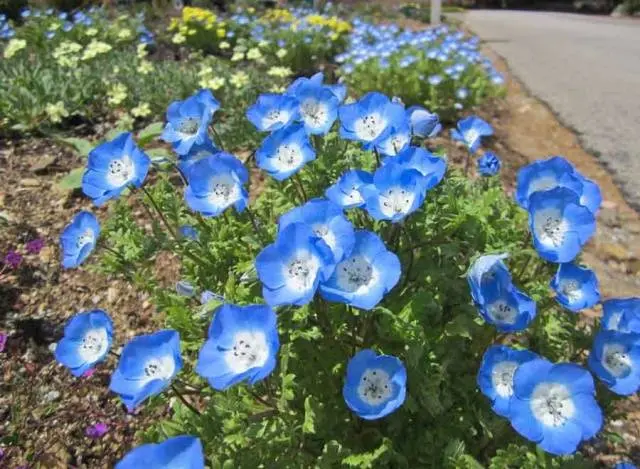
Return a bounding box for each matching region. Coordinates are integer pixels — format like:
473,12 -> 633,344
179,117 -> 200,136
487,300 -> 518,324
560,279 -> 582,302
76,228 -> 95,250
527,176 -> 557,198
607,312 -> 622,331
335,255 -> 378,293
344,184 -> 364,205
379,187 -> 415,217
354,112 -> 386,141
208,173 -> 240,207
106,156 -> 134,187
311,223 -> 336,251
224,331 -> 269,373
602,343 -> 632,378
530,382 -> 575,427
388,134 -> 409,154
262,109 -> 289,129
357,368 -> 393,406
533,208 -> 568,248
300,99 -> 328,127
78,328 -> 108,362
273,143 -> 303,171
463,128 -> 480,146
491,360 -> 518,398
142,356 -> 176,381
283,250 -> 320,292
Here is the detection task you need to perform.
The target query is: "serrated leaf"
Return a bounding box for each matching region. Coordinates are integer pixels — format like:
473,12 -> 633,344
56,167 -> 84,191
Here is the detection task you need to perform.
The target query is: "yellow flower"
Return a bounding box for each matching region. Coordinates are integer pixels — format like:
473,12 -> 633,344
131,103 -> 152,118
137,60 -> 154,75
49,22 -> 60,31
52,41 -> 83,67
202,77 -> 226,91
3,39 -> 27,59
258,40 -> 269,49
216,28 -> 226,38
81,40 -> 112,61
183,6 -> 216,24
187,28 -> 197,36
117,28 -> 132,40
219,41 -> 230,50
137,43 -> 148,58
168,18 -> 179,31
229,71 -> 249,89
85,27 -> 98,37
45,101 -> 69,124
172,33 -> 186,45
246,48 -> 262,60
276,48 -> 287,59
267,66 -> 293,78
330,32 -> 339,41
107,83 -> 128,106
269,85 -> 286,93
231,51 -> 245,62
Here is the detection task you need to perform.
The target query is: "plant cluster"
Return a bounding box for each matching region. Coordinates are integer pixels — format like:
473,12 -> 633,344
45,63 -> 639,468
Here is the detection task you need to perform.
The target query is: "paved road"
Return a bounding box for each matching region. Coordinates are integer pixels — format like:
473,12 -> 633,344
459,11 -> 640,207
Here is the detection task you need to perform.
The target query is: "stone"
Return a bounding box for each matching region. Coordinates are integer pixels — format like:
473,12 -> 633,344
20,178 -> 41,187
30,155 -> 57,174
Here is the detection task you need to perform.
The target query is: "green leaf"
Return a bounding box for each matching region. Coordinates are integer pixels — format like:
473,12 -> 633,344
138,121 -> 164,147
57,137 -> 93,157
302,395 -> 316,434
56,167 -> 84,191
444,313 -> 479,340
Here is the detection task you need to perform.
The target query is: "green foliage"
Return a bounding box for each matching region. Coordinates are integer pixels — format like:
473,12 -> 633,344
97,128 -> 594,468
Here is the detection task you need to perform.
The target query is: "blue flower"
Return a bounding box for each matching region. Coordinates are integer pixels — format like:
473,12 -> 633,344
177,138 -> 218,171
320,230 -> 400,310
82,132 -> 151,206
602,298 -> 640,333
450,116 -> 493,153
588,330 -> 640,396
55,310 -> 113,377
394,146 -> 446,191
614,463 -> 637,469
325,169 -> 373,209
175,280 -> 195,297
343,349 -> 406,420
200,290 -> 224,304
550,263 -> 600,312
477,345 -> 539,418
510,359 -> 603,455
256,123 -> 315,181
478,277 -> 537,332
477,151 -> 501,176
293,82 -> 340,135
184,153 -> 249,217
246,94 -> 300,132
279,198 -> 355,263
428,74 -> 443,86
339,92 -> 405,150
363,160 -> 426,223
255,222 -> 334,307
44,31 -> 55,40
405,106 -> 441,138
528,187 -> 596,263
456,88 -> 469,100
196,304 -> 279,390
161,90 -> 219,156
109,330 -> 183,411
467,253 -> 511,308
179,225 -> 199,241
59,211 -> 100,269
115,435 -> 204,469
375,120 -> 411,157
515,157 -> 602,213
286,71 -> 346,103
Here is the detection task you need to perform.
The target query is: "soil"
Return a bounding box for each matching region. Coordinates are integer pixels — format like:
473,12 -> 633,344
1,24 -> 640,469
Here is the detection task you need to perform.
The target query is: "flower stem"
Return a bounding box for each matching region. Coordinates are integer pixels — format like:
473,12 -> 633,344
171,383 -> 202,416
294,174 -> 308,202
211,125 -> 226,152
373,147 -> 381,167
245,206 -> 267,245
140,185 -> 178,240
464,150 -> 473,176
400,226 -> 414,290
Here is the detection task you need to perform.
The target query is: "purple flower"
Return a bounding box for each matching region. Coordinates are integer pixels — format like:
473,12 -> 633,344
85,422 -> 109,439
26,238 -> 45,255
3,250 -> 22,269
0,332 -> 6,352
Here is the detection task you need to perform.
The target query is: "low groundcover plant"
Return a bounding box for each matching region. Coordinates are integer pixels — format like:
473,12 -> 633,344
51,69 -> 637,469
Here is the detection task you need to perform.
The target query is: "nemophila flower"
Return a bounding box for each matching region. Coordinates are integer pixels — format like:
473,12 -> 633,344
363,160 -> 426,223
339,92 -> 405,150
451,116 -> 493,153
477,151 -> 501,176
286,72 -> 347,103
161,91 -> 218,156
602,298 -> 640,333
477,345 -> 539,418
196,304 -> 279,390
614,462 -> 637,469
85,422 -> 109,439
54,310 -> 113,377
255,222 -> 334,307
509,359 -> 603,456
59,211 -> 100,269
394,146 -> 446,191
279,198 -> 355,263
375,120 -> 411,157
115,435 -> 204,469
246,93 -> 300,132
428,74 -> 443,86
406,105 -> 441,138
515,156 -> 602,213
25,238 -> 44,255
550,263 -> 600,312
175,280 -> 195,297
325,169 -> 373,209
200,290 -> 224,304
528,187 -> 596,263
255,123 -> 315,181
184,153 -> 249,217
82,132 -> 151,206
343,349 -> 407,420
109,330 -> 183,411
179,225 -> 198,241
588,330 -> 640,396
3,250 -> 22,269
294,83 -> 340,135
478,278 -> 536,332
320,230 -> 400,310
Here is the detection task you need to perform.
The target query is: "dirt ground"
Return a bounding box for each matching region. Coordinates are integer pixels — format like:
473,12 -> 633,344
1,37 -> 639,469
